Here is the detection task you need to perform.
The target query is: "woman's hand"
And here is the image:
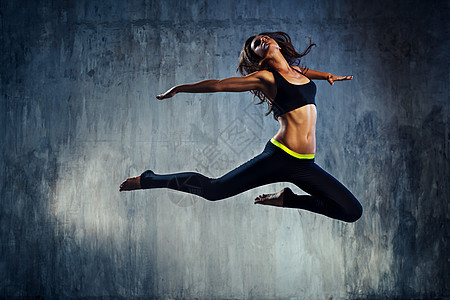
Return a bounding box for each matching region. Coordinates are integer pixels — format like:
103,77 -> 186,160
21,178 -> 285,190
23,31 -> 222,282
156,87 -> 177,100
327,74 -> 353,85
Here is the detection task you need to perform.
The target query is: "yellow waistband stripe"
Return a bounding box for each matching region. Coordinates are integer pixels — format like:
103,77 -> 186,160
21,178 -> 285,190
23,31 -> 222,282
270,138 -> 315,159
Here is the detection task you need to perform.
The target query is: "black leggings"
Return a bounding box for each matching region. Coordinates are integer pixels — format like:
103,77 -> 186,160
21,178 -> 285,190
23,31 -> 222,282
140,140 -> 363,222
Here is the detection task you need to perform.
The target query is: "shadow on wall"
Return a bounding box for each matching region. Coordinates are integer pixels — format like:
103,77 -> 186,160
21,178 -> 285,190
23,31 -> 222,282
51,142 -> 158,297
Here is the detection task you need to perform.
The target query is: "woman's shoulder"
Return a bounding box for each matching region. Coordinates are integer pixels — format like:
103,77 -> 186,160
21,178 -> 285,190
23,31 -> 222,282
244,69 -> 275,81
253,69 -> 276,84
250,69 -> 273,75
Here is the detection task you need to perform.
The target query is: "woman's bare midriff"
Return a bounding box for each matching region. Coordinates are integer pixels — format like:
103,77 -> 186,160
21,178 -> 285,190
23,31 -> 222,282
272,104 -> 317,154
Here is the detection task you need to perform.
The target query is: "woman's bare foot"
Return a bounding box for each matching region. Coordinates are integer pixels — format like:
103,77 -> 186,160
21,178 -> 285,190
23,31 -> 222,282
254,187 -> 292,207
119,176 -> 141,191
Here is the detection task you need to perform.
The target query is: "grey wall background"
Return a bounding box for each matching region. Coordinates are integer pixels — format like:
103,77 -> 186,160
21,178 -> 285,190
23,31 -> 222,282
1,0 -> 448,299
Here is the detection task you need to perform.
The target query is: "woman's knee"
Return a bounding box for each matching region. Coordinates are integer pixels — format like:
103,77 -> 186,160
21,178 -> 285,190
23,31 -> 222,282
342,202 -> 363,223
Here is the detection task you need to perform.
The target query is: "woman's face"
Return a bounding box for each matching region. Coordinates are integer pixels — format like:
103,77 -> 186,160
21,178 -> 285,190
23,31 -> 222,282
250,35 -> 280,58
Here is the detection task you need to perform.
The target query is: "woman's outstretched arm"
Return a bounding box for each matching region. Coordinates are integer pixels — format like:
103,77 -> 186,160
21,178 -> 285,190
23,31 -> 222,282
295,66 -> 353,85
156,71 -> 272,100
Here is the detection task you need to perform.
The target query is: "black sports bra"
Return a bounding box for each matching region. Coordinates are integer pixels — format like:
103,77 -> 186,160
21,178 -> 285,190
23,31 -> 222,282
270,68 -> 317,119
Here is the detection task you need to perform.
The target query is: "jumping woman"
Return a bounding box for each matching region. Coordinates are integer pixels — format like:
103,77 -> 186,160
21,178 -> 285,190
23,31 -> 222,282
120,31 -> 363,223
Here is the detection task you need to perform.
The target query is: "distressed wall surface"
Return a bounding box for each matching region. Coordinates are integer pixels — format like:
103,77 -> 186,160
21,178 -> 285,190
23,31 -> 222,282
1,0 -> 448,299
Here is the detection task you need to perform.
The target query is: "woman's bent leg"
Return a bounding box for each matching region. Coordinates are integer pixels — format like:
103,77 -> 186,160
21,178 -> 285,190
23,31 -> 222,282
284,162 -> 363,222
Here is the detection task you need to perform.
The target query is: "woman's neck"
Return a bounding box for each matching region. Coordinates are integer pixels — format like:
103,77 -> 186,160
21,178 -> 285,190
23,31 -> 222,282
265,52 -> 292,72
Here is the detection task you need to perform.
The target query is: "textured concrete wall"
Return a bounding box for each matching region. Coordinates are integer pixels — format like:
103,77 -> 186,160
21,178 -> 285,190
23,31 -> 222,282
1,0 -> 448,299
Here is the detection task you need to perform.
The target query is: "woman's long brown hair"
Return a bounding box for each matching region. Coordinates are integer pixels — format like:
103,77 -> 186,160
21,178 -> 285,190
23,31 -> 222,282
237,31 -> 316,119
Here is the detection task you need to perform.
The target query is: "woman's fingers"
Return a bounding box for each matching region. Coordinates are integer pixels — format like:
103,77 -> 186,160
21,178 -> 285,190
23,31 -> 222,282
338,75 -> 353,81
156,93 -> 170,100
156,88 -> 176,100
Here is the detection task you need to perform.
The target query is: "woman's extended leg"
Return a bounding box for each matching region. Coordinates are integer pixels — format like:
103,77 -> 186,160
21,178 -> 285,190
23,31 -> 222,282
121,141 -> 286,200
